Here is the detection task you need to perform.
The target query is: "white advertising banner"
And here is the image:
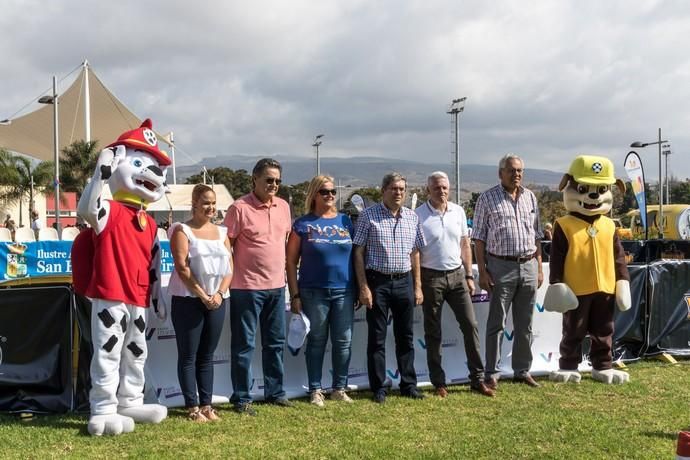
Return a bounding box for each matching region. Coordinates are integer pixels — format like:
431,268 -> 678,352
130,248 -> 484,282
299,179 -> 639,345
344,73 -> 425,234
146,265 -> 572,407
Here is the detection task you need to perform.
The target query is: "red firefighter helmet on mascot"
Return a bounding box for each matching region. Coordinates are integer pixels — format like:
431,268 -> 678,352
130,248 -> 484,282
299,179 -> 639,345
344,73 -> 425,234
107,118 -> 172,167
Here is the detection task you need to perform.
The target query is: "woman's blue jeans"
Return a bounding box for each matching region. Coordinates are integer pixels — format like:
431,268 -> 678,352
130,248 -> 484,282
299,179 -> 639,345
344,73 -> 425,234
170,296 -> 226,408
300,287 -> 355,392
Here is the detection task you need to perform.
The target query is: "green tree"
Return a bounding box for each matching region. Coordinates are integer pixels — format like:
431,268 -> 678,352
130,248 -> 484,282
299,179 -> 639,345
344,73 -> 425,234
186,167 -> 252,199
353,187 -> 381,206
464,192 -> 481,219
670,179 -> 690,204
58,140 -> 100,199
612,181 -> 638,218
0,148 -> 16,185
277,180 -> 310,218
0,149 -> 54,226
533,187 -> 567,226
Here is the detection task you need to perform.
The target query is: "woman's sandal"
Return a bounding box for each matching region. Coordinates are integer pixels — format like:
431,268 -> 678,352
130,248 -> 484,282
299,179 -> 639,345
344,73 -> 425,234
188,406 -> 208,423
200,405 -> 221,422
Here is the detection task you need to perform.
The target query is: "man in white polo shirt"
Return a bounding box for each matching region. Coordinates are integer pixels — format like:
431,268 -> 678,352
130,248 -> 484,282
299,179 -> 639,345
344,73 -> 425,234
416,171 -> 494,398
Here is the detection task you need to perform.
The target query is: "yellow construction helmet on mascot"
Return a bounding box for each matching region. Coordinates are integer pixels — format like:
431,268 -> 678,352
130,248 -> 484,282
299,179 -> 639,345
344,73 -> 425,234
543,155 -> 632,385
73,119 -> 170,436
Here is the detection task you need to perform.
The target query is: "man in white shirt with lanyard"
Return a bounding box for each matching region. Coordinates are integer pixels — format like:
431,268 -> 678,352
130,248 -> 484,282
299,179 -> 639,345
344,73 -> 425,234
416,171 -> 495,398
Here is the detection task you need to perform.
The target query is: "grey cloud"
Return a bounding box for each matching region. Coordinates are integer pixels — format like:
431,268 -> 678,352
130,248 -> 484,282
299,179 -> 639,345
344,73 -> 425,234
1,0 -> 689,181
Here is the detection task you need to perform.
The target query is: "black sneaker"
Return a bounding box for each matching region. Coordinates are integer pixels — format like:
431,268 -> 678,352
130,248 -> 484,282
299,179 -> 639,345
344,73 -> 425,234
267,398 -> 294,408
372,389 -> 386,404
401,388 -> 425,400
234,402 -> 257,416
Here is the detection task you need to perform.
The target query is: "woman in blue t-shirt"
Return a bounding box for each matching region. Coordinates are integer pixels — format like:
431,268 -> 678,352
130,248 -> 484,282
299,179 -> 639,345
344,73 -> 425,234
286,175 -> 356,407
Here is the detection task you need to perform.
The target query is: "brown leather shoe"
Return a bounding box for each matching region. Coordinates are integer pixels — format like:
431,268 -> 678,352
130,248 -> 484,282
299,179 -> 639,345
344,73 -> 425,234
434,386 -> 449,398
470,382 -> 496,397
485,377 -> 498,390
514,374 -> 540,388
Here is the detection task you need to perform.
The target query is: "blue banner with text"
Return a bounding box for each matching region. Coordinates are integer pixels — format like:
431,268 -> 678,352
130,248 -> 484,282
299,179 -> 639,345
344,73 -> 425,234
0,240 -> 173,283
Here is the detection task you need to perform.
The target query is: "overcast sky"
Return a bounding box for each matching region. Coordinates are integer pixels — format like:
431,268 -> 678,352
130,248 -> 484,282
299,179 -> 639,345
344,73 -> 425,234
1,0 -> 689,183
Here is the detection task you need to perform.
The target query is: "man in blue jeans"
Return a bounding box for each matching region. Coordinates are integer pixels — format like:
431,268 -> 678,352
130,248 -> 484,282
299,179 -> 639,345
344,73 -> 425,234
353,172 -> 426,403
224,158 -> 292,415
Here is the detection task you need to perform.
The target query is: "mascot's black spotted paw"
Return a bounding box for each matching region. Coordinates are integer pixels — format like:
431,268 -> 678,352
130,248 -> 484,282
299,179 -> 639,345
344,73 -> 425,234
100,164 -> 112,180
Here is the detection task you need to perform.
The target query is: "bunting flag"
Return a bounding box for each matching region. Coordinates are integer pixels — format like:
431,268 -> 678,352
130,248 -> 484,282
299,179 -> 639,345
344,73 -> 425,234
624,151 -> 647,233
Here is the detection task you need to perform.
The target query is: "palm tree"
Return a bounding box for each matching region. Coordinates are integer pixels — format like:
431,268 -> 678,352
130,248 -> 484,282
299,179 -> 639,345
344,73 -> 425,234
0,148 -> 17,185
0,149 -> 54,226
58,140 -> 100,199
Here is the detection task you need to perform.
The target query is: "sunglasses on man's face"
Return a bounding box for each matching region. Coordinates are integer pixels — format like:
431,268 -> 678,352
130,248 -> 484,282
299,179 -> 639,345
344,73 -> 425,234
264,177 -> 282,185
318,189 -> 337,196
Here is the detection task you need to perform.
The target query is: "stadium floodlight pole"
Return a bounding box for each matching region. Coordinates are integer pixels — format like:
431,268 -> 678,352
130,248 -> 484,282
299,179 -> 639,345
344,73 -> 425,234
631,128 -> 668,239
38,76 -> 60,232
447,97 -> 466,203
313,134 -> 324,176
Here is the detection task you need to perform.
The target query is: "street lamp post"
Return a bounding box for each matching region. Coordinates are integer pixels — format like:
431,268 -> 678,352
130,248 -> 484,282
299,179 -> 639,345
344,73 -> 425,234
447,97 -> 466,203
335,179 -> 353,210
631,128 -> 668,239
38,76 -> 60,232
662,143 -> 671,204
312,134 -> 324,176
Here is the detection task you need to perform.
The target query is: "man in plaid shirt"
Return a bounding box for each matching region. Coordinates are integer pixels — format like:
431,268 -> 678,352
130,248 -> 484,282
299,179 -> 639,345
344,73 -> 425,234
353,172 -> 426,403
472,154 -> 544,391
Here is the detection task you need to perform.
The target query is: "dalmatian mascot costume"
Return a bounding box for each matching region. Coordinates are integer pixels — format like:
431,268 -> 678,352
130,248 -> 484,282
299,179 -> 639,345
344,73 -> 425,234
543,155 -> 632,385
74,119 -> 169,435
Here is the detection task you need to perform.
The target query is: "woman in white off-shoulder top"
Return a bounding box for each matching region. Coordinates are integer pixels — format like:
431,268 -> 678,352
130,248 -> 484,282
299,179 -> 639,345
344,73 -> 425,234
168,184 -> 232,423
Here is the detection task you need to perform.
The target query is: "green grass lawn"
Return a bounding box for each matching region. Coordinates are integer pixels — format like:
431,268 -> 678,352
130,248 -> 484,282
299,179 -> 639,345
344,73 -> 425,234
1,360 -> 688,459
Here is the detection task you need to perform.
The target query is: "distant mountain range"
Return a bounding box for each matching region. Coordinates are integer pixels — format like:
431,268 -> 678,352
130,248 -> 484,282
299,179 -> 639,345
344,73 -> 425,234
177,155 -> 563,193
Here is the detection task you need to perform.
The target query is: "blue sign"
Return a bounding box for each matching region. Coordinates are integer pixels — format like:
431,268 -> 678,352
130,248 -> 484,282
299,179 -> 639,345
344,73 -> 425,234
0,240 -> 173,283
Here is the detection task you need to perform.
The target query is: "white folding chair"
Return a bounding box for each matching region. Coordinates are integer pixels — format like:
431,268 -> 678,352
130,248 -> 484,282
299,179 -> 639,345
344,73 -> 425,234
0,227 -> 12,242
60,226 -> 81,241
38,227 -> 60,241
13,227 -> 36,243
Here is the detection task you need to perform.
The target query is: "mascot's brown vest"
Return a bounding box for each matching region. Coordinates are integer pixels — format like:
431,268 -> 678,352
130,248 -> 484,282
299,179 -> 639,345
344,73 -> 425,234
557,214 -> 616,295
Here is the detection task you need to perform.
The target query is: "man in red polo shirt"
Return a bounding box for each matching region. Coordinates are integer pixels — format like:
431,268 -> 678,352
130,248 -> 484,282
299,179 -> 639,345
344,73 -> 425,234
224,158 -> 292,415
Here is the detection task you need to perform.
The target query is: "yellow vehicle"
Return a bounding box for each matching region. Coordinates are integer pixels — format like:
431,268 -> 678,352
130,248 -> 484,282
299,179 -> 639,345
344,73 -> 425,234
628,204 -> 690,240
612,218 -> 633,240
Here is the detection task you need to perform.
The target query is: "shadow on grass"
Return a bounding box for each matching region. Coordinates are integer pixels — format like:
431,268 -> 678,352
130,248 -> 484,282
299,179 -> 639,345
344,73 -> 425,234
0,414 -> 87,433
641,430 -> 688,440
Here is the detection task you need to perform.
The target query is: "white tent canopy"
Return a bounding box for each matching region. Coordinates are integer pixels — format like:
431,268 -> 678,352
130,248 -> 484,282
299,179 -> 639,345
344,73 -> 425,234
0,62 -> 169,162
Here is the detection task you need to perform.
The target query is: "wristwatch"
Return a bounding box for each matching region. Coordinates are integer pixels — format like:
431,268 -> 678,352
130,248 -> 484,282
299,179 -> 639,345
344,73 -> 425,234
291,293 -> 300,300
465,276 -> 474,280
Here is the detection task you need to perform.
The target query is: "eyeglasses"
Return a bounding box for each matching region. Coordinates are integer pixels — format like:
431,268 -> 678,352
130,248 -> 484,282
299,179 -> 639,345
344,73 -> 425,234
318,189 -> 337,196
264,177 -> 282,185
503,168 -> 523,175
